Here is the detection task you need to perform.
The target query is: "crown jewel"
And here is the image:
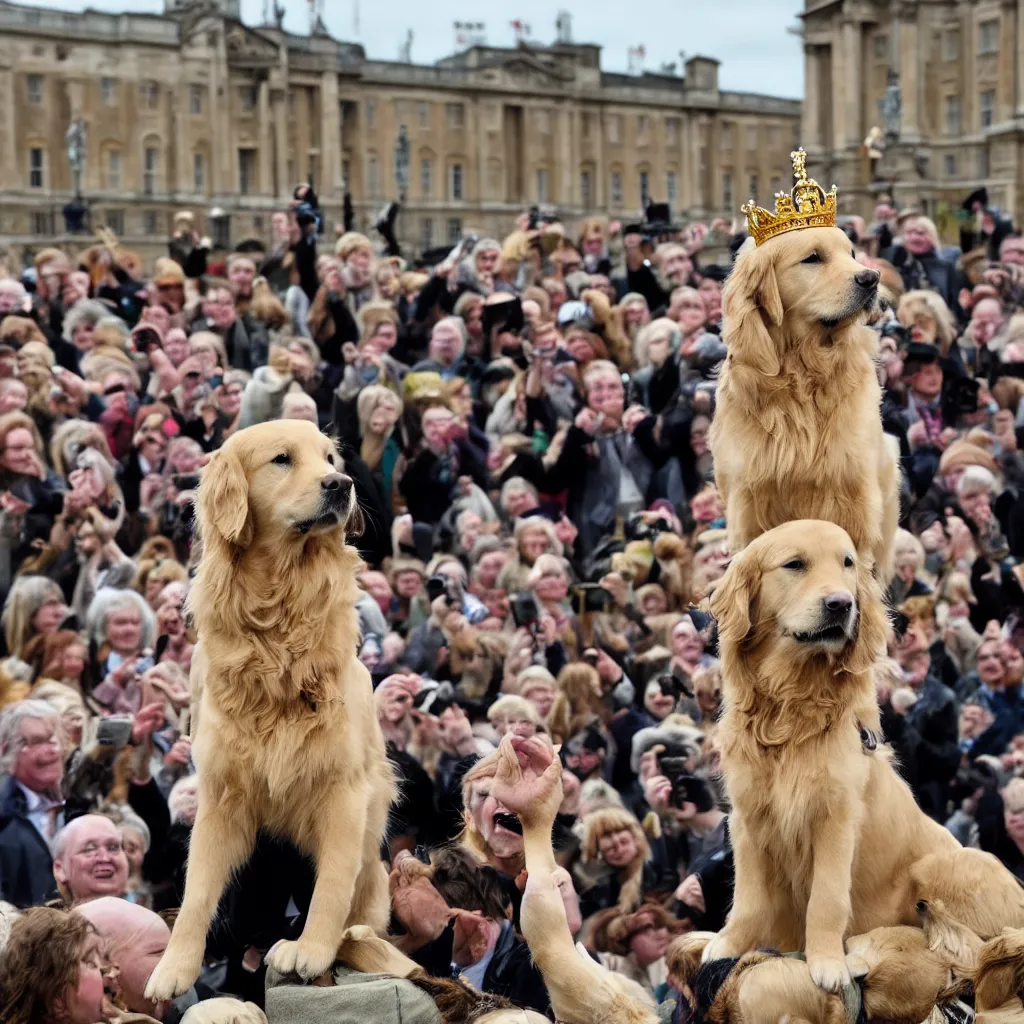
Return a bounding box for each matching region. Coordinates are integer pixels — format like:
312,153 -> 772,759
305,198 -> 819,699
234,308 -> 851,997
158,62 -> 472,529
742,148 -> 838,246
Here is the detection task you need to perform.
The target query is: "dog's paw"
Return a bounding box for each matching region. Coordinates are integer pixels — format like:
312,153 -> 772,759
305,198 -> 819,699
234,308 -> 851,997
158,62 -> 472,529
700,932 -> 740,963
808,953 -> 851,992
265,937 -> 336,980
144,950 -> 202,1002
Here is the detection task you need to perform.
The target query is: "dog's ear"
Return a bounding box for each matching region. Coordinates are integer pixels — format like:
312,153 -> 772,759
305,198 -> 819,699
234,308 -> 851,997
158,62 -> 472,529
710,551 -> 760,646
199,446 -> 252,548
723,248 -> 782,377
974,934 -> 1024,1011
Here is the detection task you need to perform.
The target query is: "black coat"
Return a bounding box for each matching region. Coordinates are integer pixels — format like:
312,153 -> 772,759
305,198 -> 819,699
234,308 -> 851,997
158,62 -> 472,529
0,776 -> 58,907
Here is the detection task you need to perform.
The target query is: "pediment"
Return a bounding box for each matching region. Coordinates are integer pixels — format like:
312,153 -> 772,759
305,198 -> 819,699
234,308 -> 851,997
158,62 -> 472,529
224,21 -> 279,64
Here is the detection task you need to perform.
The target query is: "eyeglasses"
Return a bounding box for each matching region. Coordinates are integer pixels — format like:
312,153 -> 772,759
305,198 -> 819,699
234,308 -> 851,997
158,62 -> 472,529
18,732 -> 60,750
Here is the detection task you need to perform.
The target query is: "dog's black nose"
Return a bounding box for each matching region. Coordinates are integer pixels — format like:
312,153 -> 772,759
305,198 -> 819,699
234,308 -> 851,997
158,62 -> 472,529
855,269 -> 880,290
321,473 -> 352,495
823,592 -> 854,615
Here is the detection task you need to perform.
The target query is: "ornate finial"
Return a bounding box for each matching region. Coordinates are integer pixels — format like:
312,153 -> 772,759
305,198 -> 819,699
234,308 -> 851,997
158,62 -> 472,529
741,145 -> 838,246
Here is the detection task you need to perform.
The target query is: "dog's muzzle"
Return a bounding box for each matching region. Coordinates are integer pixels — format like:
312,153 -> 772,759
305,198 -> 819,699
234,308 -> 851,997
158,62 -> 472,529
792,592 -> 857,645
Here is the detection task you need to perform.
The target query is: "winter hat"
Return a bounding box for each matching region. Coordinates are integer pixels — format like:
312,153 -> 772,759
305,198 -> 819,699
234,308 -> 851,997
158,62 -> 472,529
938,440 -> 999,477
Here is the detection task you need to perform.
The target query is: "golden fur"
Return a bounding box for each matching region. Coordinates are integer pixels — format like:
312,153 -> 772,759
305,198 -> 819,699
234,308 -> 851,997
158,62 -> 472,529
709,227 -> 900,577
705,520 -> 961,991
974,928 -> 1024,1023
146,420 -> 396,1000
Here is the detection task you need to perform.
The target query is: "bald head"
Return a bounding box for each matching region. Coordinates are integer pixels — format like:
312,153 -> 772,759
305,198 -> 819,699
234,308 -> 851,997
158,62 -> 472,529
78,897 -> 170,1013
52,814 -> 128,903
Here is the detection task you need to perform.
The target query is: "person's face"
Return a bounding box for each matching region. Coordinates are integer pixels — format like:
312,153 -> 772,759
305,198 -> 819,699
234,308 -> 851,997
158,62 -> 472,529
112,914 -> 171,1014
640,590 -> 667,617
394,570 -> 422,600
368,399 -> 399,435
566,329 -> 597,364
646,329 -> 673,367
1005,796 -> 1024,845
191,345 -> 217,376
903,650 -> 931,687
690,487 -> 723,524
698,279 -> 721,321
977,642 -> 1006,685
60,933 -> 107,1024
2,426 -> 36,474
960,488 -> 991,526
57,818 -> 128,901
33,596 -> 65,635
216,380 -> 243,418
72,319 -> 97,353
347,248 -> 372,282
459,512 -> 483,551
421,409 -> 453,452
895,557 -> 918,586
367,323 -> 397,355
430,323 -> 462,365
40,263 -> 68,300
272,211 -> 290,241
121,827 -> 146,878
468,776 -> 524,859
362,572 -> 393,614
0,381 -> 25,418
971,300 -> 1003,344
586,372 -> 625,422
959,704 -> 991,740
476,249 -> 500,276
534,563 -> 568,603
910,362 -> 943,400
11,714 -> 63,791
629,924 -> 670,967
623,300 -> 648,328
377,271 -> 398,299
906,310 -> 938,344
202,288 -> 236,330
597,828 -> 638,868
144,575 -> 166,607
565,747 -> 602,779
506,488 -> 538,520
672,620 -> 704,662
903,222 -> 934,256
228,260 -> 256,296
519,526 -> 549,564
106,607 -> 143,654
644,682 -> 676,719
1003,643 -> 1024,684
671,292 -> 706,333
141,305 -> 170,336
464,303 -> 484,340
1001,238 -> 1024,266
476,551 -> 507,589
163,329 -> 190,365
138,430 -> 167,465
690,416 -> 710,457
661,247 -> 691,286
0,282 -> 24,313
523,685 -> 555,720
553,516 -> 577,549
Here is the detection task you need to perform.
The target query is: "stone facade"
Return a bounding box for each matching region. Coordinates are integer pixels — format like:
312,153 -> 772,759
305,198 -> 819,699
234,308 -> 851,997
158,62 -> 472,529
802,0 -> 1024,236
0,0 -> 800,266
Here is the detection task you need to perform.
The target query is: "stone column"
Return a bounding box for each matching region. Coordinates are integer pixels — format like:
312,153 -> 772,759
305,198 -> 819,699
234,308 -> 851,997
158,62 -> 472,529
802,46 -> 822,156
843,19 -> 863,148
274,90 -> 288,199
594,111 -> 605,209
1018,0 -> 1024,116
258,78 -> 273,197
320,71 -> 341,198
0,68 -> 15,190
898,4 -> 921,143
174,85 -> 190,197
999,0 -> 1018,122
560,103 -> 574,206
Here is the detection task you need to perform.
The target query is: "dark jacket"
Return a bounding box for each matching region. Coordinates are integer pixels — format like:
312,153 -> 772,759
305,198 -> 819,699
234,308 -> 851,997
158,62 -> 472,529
0,776 -> 59,907
903,675 -> 961,818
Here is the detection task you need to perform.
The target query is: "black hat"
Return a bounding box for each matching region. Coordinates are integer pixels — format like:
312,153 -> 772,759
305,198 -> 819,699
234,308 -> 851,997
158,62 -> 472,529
902,341 -> 940,376
624,201 -> 681,238
962,187 -> 990,213
565,724 -> 607,755
698,263 -> 729,283
480,360 -> 518,389
520,502 -> 565,524
418,245 -> 453,269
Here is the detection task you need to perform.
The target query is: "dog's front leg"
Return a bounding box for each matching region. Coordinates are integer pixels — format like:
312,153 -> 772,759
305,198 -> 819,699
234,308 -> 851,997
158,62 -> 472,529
145,795 -> 256,1000
805,805 -> 857,992
265,785 -> 368,980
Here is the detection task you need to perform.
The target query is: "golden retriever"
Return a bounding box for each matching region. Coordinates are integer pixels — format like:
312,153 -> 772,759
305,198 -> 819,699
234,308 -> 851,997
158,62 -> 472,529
974,928 -> 1024,1023
670,927 -> 953,1024
145,420 -> 396,1000
708,226 -> 900,578
705,520 -> 963,991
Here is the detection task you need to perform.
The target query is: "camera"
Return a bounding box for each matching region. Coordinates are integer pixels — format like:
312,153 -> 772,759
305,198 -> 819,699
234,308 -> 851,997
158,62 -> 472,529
482,296 -> 525,337
510,592 -> 540,630
879,320 -> 909,346
425,574 -> 462,608
96,715 -> 134,750
946,375 -> 980,416
658,749 -> 714,811
574,583 -> 611,615
624,512 -> 671,543
172,474 -> 201,491
656,672 -> 692,700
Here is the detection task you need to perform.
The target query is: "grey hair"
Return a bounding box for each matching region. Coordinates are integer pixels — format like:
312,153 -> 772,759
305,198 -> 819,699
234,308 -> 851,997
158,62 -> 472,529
107,805 -> 151,854
61,299 -> 109,343
0,901 -> 19,955
500,476 -> 538,508
957,465 -> 997,496
85,587 -> 157,649
432,315 -> 467,356
0,699 -> 60,774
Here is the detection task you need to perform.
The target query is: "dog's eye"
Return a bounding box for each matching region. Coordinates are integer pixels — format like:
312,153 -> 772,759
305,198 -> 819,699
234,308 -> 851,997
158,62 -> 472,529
272,453 -> 290,466
844,554 -> 855,568
801,252 -> 821,265
782,558 -> 806,571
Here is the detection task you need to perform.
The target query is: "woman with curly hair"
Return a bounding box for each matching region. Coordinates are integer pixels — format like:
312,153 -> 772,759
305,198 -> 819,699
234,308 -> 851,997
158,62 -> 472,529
0,905 -> 114,1024
575,807 -> 654,920
548,661 -> 605,747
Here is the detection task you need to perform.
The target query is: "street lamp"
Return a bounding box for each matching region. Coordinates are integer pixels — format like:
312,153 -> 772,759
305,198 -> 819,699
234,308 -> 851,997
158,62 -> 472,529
63,118 -> 89,234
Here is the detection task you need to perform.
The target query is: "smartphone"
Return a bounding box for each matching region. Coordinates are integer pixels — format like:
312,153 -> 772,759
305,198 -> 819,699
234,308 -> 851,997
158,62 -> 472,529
483,296 -> 524,337
96,715 -> 134,750
510,592 -> 540,629
207,374 -> 223,390
574,583 -> 611,614
172,474 -> 201,491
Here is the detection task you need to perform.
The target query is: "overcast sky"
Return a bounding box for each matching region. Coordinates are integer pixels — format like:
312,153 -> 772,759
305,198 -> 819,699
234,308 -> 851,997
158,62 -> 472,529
19,0 -> 805,97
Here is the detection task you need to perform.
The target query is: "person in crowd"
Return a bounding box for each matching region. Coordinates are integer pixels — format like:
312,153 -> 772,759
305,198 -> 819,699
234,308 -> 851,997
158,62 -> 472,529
51,814 -> 129,905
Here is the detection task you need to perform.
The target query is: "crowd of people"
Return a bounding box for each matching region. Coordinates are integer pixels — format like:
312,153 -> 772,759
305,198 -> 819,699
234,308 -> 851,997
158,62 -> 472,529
1,183 -> 1024,1021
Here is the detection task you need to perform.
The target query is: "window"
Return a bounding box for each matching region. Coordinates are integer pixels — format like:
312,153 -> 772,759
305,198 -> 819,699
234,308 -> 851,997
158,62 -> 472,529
944,153 -> 957,177
580,170 -> 592,210
771,174 -> 782,194
106,150 -> 121,190
420,157 -> 432,198
768,124 -> 781,147
639,170 -> 650,208
944,94 -> 961,135
666,117 -> 680,146
28,147 -> 43,189
252,215 -> 264,234
31,212 -> 52,236
607,115 -> 621,144
238,148 -> 256,195
536,109 -> 551,134
367,153 -> 379,198
873,35 -> 888,60
581,113 -> 592,139
979,19 -> 999,55
721,123 -> 734,150
748,173 -> 759,200
638,115 -> 649,138
190,84 -> 204,115
143,147 -> 158,195
100,77 -> 116,106
980,89 -> 995,129
978,146 -> 991,178
140,80 -> 158,109
449,162 -> 464,201
27,74 -> 42,104
418,102 -> 429,128
447,218 -> 462,244
193,152 -> 205,192
666,171 -> 677,206
342,157 -> 351,188
365,97 -> 376,130
746,125 -> 758,150
610,170 -> 623,207
536,168 -> 548,204
722,171 -> 733,211
421,217 -> 435,250
106,210 -> 124,236
143,210 -> 159,236
446,103 -> 465,129
943,30 -> 960,62
239,85 -> 257,112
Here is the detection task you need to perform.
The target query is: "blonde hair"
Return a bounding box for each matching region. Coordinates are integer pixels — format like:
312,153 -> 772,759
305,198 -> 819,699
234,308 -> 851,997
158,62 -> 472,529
548,662 -> 603,746
897,290 -> 957,354
356,385 -> 403,471
580,807 -> 650,912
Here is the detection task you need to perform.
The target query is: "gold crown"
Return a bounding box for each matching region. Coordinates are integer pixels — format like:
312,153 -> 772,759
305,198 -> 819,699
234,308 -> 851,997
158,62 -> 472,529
742,148 -> 838,246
